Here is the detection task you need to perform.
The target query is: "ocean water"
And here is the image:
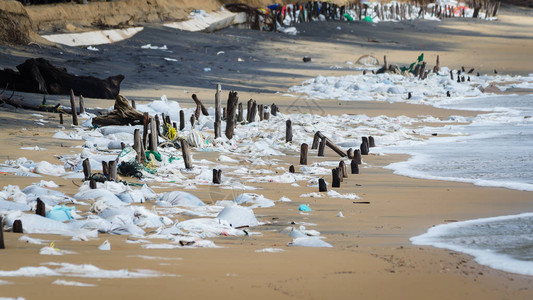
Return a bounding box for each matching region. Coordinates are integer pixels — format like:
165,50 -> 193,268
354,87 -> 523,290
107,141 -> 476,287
382,94 -> 533,275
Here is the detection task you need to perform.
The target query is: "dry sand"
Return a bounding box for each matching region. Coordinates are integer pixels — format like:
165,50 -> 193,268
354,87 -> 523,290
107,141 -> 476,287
1,4 -> 533,300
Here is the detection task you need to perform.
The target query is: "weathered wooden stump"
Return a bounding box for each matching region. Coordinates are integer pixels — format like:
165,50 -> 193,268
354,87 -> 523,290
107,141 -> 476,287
0,217 -> 4,248
79,95 -> 85,114
312,131 -> 321,149
59,112 -> 63,124
369,136 -> 376,147
102,161 -> 109,178
133,129 -> 142,162
192,94 -> 209,119
142,112 -> 150,148
316,132 -> 347,157
339,161 -> 348,178
90,179 -> 97,189
237,103 -> 244,123
179,110 -> 185,131
190,114 -> 196,128
108,160 -> 117,182
13,219 -> 23,234
181,139 -> 193,169
82,158 -> 91,181
258,104 -> 264,121
300,143 -> 308,165
286,120 -> 293,142
69,89 -> 79,126
351,159 -> 359,174
354,149 -> 362,164
318,137 -> 326,156
225,91 -> 239,139
347,148 -> 354,159
289,165 -> 295,173
318,178 -> 327,192
332,168 -> 341,187
36,198 -> 46,217
212,169 -> 222,184
271,103 -> 277,116
361,137 -> 369,155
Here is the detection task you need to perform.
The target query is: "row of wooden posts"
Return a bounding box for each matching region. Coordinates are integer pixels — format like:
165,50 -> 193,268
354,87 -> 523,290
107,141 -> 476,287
0,198 -> 46,248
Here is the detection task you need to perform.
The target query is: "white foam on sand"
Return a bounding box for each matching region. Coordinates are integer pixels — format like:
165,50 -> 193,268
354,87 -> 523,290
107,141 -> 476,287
52,279 -> 96,287
411,213 -> 533,276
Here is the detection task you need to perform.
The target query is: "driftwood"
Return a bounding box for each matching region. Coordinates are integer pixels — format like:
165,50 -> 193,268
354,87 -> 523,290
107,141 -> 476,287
316,131 -> 347,157
92,95 -> 144,126
192,94 -> 209,120
0,58 -> 123,99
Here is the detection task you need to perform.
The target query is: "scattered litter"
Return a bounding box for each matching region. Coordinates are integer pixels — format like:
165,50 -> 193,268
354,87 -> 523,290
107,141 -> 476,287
86,46 -> 99,51
98,240 -> 111,251
298,204 -> 312,211
336,212 -> 344,218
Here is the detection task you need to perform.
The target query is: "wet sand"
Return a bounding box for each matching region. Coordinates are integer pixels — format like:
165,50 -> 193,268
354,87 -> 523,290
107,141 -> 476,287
1,5 -> 533,300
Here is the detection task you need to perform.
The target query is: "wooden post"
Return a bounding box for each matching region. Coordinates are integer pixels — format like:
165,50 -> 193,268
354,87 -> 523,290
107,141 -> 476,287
318,137 -> 326,157
332,169 -> 340,187
225,91 -> 239,139
13,219 -> 23,233
150,117 -> 158,152
258,104 -> 264,121
192,94 -> 209,120
108,161 -> 117,182
82,158 -> 91,181
300,143 -> 308,165
121,142 -> 125,150
339,161 -> 348,178
223,107 -> 227,120
361,137 -> 369,155
369,136 -> 376,147
215,84 -> 221,139
181,139 -> 192,169
249,101 -> 257,123
212,169 -> 221,184
264,111 -> 270,120
90,179 -> 97,189
36,198 -> 46,217
131,99 -> 136,109
433,55 -> 440,73
142,112 -> 149,148
418,62 -> 427,80
354,149 -> 362,164
318,178 -> 327,192
383,55 -> 388,70
59,112 -> 63,124
179,110 -> 185,131
312,131 -> 321,149
246,99 -> 253,121
0,217 -> 4,249
271,103 -> 277,116
79,95 -> 85,114
289,165 -> 295,173
155,114 -> 161,137
69,89 -> 79,126
237,103 -> 244,123
133,129 -> 142,162
351,159 -> 359,174
286,120 -> 293,142
347,148 -> 354,159
102,161 -> 109,178
337,167 -> 344,182
190,114 -> 196,128
316,132 -> 347,157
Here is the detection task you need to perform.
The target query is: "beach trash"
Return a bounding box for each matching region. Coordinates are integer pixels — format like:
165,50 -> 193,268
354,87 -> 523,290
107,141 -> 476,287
98,240 -> 111,251
298,204 -> 312,211
303,56 -> 311,63
159,191 -> 205,207
217,206 -> 259,228
46,205 -> 74,222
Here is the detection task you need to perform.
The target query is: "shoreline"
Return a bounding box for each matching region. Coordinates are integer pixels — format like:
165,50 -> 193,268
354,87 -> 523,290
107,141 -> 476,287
1,5 -> 533,299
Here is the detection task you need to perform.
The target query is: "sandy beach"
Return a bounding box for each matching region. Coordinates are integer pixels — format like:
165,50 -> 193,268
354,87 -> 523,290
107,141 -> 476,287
1,2 -> 533,299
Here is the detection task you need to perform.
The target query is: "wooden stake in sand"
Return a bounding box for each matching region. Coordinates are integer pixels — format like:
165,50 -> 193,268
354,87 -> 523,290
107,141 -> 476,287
318,178 -> 327,192
312,131 -> 321,149
192,94 -> 209,120
79,95 -> 85,114
347,148 -> 354,159
69,89 -> 79,126
181,139 -> 192,169
258,104 -> 264,121
300,143 -> 308,165
339,161 -> 348,178
149,117 -> 158,152
351,159 -> 359,174
36,198 -> 46,217
142,112 -> 149,148
13,219 -> 23,233
108,160 -> 117,182
90,179 -> 97,189
82,158 -> 91,181
212,169 -> 221,184
271,103 -> 277,116
190,115 -> 195,129
215,87 -> 222,138
237,103 -> 244,123
289,165 -> 295,173
361,137 -> 369,155
225,91 -> 239,139
133,129 -> 142,162
179,110 -> 185,131
332,169 -> 341,188
316,132 -> 347,157
59,112 -> 63,124
286,120 -> 293,142
249,101 -> 257,123
369,136 -> 376,148
318,137 -> 326,157
354,149 -> 362,164
0,217 -> 4,249
102,161 -> 109,178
